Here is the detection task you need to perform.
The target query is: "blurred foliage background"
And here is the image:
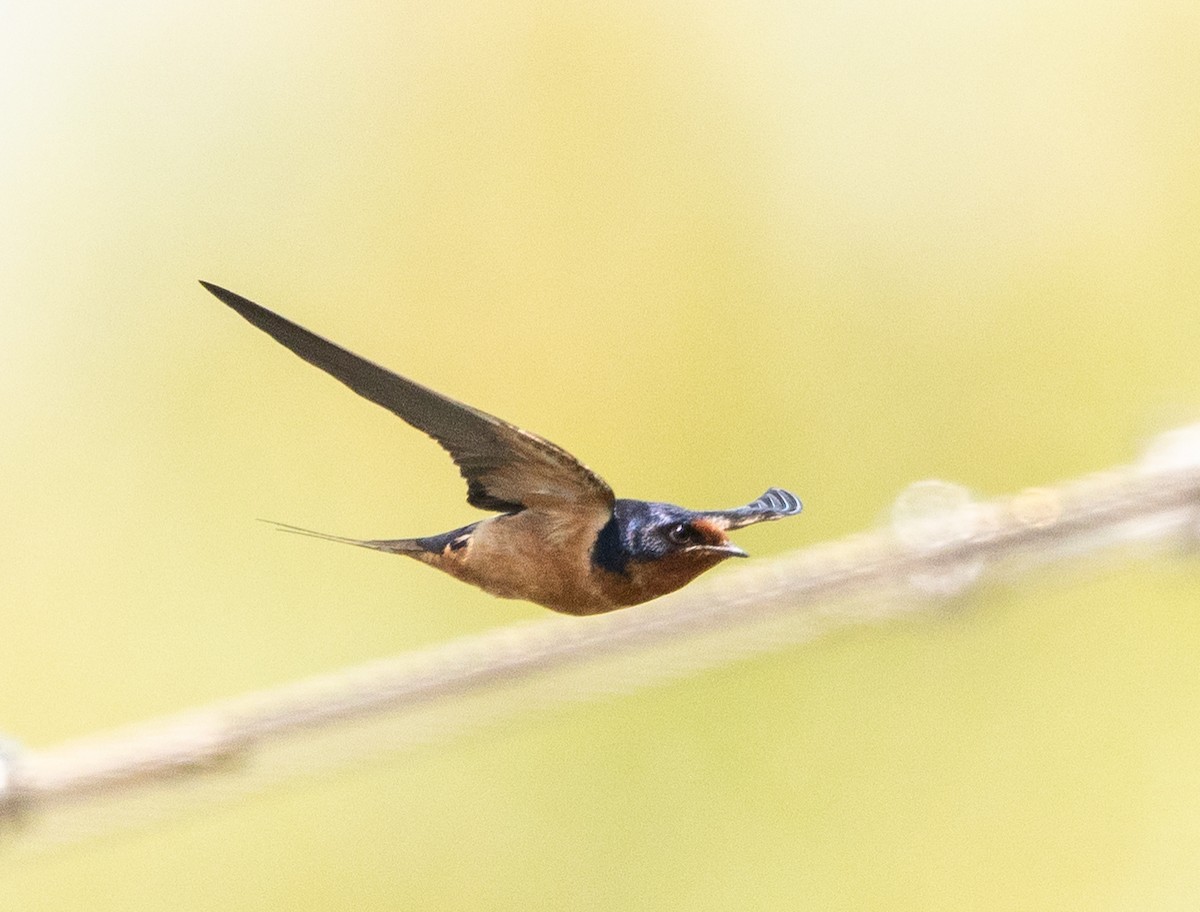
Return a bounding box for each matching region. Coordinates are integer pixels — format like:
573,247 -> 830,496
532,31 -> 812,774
3,0 -> 1200,908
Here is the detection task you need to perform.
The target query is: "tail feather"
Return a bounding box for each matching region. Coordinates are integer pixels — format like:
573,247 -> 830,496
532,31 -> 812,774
262,520 -> 423,555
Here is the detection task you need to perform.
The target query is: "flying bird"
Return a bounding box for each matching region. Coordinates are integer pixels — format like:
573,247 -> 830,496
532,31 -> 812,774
200,281 -> 802,615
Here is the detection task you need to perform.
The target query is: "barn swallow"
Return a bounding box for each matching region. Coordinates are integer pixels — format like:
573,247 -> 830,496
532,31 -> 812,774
200,281 -> 802,615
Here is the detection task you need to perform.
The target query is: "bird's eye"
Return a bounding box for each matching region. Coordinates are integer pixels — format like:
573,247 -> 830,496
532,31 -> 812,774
666,523 -> 703,546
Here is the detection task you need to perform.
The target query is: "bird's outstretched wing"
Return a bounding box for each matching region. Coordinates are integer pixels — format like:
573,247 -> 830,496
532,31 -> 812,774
699,487 -> 803,530
200,281 -> 615,515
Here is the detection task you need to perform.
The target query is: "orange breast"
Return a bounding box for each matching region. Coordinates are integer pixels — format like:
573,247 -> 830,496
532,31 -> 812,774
590,549 -> 729,611
445,510 -> 616,614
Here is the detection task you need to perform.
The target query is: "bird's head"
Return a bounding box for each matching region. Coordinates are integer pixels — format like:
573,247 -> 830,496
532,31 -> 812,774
586,500 -> 743,604
622,502 -> 748,564
589,490 -> 798,607
593,488 -> 802,580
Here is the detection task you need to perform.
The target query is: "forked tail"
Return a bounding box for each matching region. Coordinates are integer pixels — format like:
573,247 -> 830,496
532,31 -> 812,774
264,520 -> 425,555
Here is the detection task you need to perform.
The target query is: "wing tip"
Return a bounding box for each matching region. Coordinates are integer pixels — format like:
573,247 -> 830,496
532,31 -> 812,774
199,279 -> 249,311
760,486 -> 803,516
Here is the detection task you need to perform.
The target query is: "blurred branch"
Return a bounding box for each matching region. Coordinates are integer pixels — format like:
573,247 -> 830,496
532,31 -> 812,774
4,425 -> 1200,852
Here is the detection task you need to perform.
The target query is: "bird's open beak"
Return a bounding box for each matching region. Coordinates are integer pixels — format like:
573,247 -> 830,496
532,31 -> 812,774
704,542 -> 749,559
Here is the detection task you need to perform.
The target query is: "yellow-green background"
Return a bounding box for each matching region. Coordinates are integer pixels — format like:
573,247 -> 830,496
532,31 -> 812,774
4,1 -> 1200,908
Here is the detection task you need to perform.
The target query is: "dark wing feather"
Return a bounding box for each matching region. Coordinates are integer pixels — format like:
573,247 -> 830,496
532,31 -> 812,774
200,282 -> 614,515
700,487 -> 803,530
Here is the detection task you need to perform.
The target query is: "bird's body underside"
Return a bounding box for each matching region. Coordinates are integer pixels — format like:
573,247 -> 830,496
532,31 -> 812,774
279,500 -> 769,615
201,281 -> 803,614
